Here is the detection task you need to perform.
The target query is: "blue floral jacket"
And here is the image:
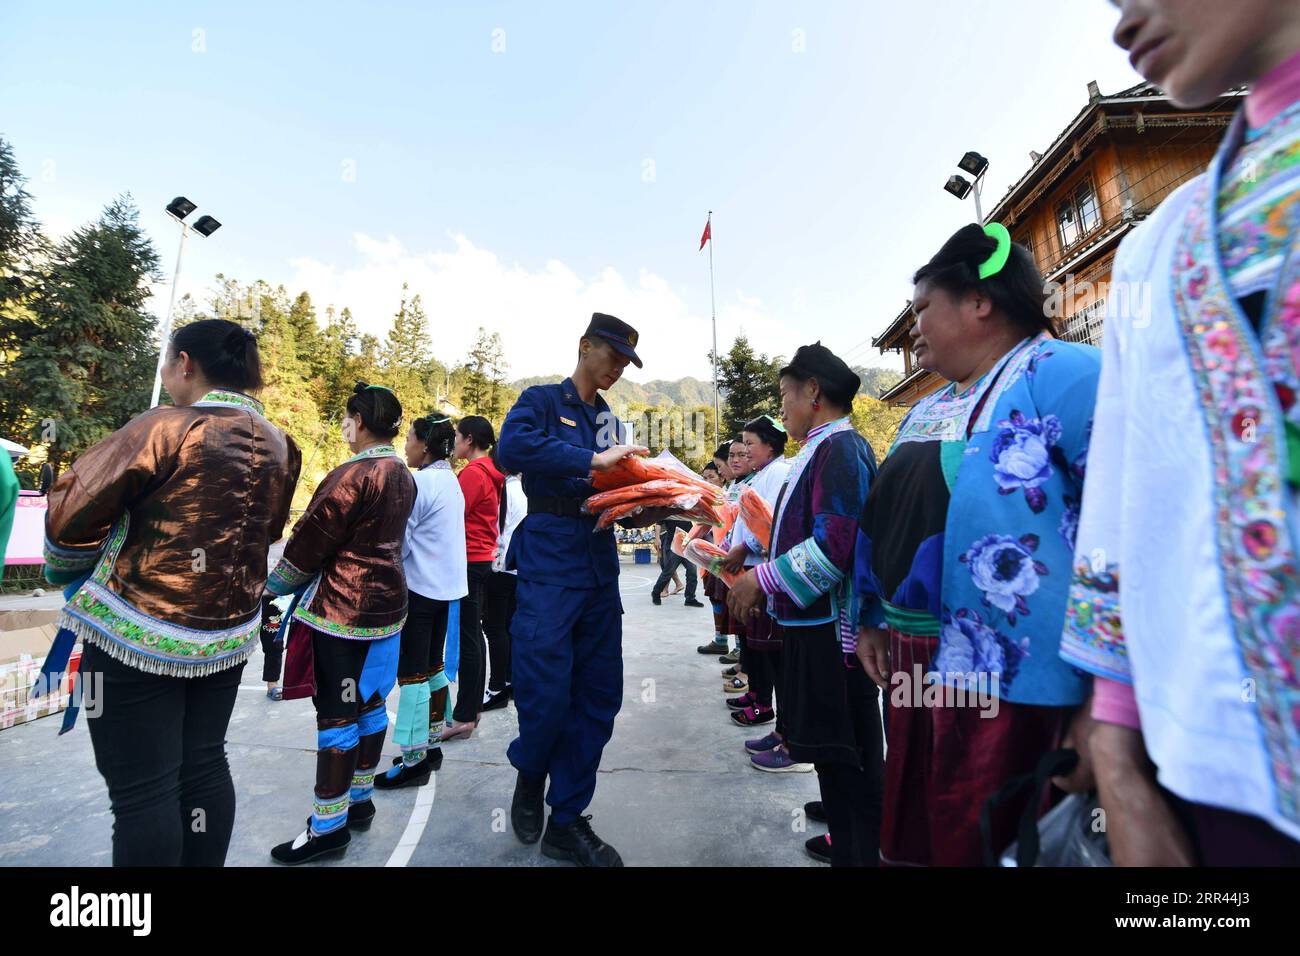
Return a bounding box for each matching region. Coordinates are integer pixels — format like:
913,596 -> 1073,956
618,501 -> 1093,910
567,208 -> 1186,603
857,333 -> 1101,706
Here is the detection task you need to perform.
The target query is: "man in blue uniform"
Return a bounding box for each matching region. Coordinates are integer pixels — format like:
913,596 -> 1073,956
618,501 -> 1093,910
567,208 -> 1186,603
496,313 -> 661,867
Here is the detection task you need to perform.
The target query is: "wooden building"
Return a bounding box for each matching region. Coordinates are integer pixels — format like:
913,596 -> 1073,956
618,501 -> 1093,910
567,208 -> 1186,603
873,81 -> 1244,406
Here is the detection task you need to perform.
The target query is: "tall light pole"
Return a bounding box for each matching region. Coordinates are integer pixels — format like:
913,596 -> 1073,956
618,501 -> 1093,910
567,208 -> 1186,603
149,197 -> 222,408
943,151 -> 990,223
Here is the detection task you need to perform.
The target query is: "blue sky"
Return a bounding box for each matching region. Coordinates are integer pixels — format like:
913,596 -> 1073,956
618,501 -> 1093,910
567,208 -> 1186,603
1,0 -> 1140,381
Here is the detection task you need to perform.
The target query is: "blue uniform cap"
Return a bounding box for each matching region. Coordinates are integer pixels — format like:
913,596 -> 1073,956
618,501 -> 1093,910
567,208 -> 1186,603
584,312 -> 643,369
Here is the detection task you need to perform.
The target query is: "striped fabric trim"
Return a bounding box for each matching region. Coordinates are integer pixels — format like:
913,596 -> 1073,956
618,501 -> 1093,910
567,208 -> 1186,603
42,538 -> 99,574
266,557 -> 312,595
765,537 -> 844,610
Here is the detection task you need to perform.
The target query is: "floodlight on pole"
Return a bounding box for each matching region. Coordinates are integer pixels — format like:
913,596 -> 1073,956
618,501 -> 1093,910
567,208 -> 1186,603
149,197 -> 221,409
944,151 -> 989,222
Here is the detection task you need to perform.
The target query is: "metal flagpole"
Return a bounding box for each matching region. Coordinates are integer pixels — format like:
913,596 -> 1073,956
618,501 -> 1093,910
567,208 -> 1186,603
150,221 -> 189,409
707,211 -> 719,443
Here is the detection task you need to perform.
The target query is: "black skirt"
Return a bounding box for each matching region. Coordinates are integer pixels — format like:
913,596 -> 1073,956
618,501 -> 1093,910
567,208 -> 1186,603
781,620 -> 883,770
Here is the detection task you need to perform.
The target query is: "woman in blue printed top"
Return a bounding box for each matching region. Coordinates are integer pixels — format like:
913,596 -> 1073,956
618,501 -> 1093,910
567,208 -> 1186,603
853,223 -> 1101,866
727,343 -> 880,867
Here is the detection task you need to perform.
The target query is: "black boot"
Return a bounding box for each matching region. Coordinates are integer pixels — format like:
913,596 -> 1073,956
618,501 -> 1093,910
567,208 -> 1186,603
651,591 -> 662,606
541,814 -> 623,867
511,771 -> 545,845
374,758 -> 431,790
271,819 -> 350,865
347,799 -> 375,831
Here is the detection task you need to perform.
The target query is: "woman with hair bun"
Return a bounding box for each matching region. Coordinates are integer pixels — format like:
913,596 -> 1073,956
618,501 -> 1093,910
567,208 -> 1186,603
374,412 -> 466,790
45,318 -> 299,866
266,382 -> 415,864
852,223 -> 1101,866
441,415 -> 504,741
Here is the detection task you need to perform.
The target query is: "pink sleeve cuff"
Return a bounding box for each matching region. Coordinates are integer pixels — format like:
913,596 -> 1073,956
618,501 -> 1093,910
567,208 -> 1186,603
1091,676 -> 1141,730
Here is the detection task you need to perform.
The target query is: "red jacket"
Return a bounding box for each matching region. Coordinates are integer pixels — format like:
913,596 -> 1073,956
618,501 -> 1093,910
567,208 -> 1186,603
459,456 -> 505,563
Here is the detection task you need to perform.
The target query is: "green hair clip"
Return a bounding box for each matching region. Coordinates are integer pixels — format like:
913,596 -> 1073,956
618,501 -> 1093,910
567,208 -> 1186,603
763,414 -> 788,433
978,222 -> 1012,280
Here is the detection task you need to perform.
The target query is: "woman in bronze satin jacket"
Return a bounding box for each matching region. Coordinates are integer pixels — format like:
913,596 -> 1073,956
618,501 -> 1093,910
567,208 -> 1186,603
266,382 -> 415,865
44,318 -> 300,867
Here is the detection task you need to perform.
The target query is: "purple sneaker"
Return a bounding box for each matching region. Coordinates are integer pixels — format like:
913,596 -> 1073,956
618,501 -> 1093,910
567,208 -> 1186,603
750,745 -> 813,773
745,731 -> 782,755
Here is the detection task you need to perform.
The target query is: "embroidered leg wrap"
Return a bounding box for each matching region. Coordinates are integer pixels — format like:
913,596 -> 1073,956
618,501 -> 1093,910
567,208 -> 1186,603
314,720 -> 359,835
394,677 -> 431,767
427,668 -> 450,747
351,699 -> 388,804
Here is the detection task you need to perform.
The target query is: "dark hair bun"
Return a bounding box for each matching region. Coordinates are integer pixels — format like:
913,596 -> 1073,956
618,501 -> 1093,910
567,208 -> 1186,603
346,382 -> 403,440
170,318 -> 264,393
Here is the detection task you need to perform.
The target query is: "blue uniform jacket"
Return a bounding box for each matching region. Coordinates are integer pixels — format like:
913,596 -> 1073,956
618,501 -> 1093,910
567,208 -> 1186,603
496,378 -> 624,589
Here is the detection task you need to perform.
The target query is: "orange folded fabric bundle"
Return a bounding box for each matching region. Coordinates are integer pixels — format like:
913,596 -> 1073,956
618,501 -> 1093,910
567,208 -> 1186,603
591,491 -> 724,530
585,478 -> 708,514
712,502 -> 738,545
591,457 -> 720,497
739,487 -> 774,553
671,528 -> 689,558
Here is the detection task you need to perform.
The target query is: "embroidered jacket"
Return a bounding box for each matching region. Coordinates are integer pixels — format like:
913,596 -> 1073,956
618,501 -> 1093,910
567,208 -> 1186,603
754,419 -> 877,644
1061,107 -> 1300,841
856,333 -> 1100,706
44,390 -> 301,676
267,444 -> 415,639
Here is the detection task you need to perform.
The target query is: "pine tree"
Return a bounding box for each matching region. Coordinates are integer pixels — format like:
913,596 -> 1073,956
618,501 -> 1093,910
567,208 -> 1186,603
0,196 -> 160,467
710,333 -> 782,439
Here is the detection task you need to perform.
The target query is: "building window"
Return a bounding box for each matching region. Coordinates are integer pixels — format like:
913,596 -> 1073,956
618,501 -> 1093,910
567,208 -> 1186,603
1060,297 -> 1106,346
1055,178 -> 1101,250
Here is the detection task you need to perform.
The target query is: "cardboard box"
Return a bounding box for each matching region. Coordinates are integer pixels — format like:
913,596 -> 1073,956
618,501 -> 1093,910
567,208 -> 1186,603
0,622 -> 60,666
0,608 -> 61,633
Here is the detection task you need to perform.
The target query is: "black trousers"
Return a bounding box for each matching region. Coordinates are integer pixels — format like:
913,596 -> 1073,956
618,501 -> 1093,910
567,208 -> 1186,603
454,561 -> 492,723
402,590 -> 449,681
815,760 -> 883,867
747,647 -> 782,729
482,571 -> 517,693
82,641 -> 244,867
652,541 -> 697,599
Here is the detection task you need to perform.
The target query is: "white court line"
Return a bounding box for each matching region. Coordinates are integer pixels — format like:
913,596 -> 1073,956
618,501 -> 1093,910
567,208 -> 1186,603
385,773 -> 437,867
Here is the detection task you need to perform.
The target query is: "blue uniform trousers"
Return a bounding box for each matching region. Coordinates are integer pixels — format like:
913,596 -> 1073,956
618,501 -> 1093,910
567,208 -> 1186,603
506,579 -> 623,823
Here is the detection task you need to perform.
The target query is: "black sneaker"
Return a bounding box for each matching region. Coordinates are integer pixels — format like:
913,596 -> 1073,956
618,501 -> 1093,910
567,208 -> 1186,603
805,833 -> 831,865
511,771 -> 546,845
684,598 -> 705,608
697,640 -> 729,655
482,688 -> 511,711
805,801 -> 827,824
271,819 -> 350,865
651,592 -> 662,606
347,799 -> 376,831
540,814 -> 624,867
375,759 -> 432,790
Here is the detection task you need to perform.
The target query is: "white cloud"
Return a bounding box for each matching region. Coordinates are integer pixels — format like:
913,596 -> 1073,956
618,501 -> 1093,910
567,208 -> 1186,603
283,232 -> 806,381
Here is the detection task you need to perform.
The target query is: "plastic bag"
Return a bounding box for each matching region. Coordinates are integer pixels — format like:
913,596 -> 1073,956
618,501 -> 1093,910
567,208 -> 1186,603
683,538 -> 741,587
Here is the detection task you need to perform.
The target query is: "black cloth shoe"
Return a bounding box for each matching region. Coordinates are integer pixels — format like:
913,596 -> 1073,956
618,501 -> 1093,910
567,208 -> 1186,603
697,640 -> 728,655
375,759 -> 431,790
805,800 -> 827,824
805,833 -> 831,865
271,819 -> 350,865
651,592 -> 662,606
541,815 -> 623,867
482,688 -> 511,711
684,598 -> 705,607
511,772 -> 546,845
347,799 -> 375,831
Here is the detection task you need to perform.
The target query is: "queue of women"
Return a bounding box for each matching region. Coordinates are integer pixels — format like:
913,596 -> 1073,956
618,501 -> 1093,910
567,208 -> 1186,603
38,0 -> 1300,866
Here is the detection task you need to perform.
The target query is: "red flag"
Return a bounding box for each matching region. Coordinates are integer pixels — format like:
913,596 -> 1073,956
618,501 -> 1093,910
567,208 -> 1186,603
699,219 -> 711,251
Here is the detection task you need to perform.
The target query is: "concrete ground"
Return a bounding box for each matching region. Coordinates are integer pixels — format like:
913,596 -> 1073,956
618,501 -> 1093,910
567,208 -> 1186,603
0,556 -> 823,867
